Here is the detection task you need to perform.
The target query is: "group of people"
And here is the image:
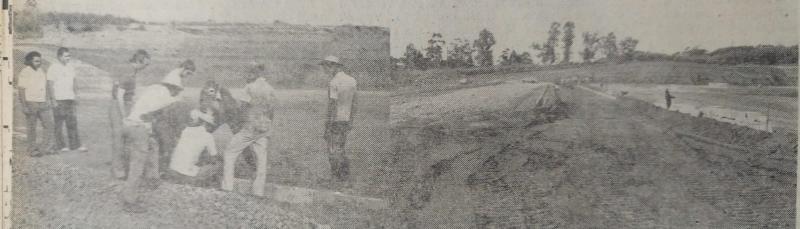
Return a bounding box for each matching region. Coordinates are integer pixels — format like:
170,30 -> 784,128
17,48 -> 88,157
19,48 -> 359,213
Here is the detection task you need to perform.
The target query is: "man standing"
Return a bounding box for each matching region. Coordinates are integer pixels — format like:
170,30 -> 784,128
49,47 -> 87,152
17,51 -> 56,156
320,56 -> 358,183
665,89 -> 675,110
109,50 -> 150,179
120,60 -> 194,213
221,63 -> 276,197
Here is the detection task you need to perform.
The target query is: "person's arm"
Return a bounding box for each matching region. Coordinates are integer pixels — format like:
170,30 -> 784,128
350,90 -> 358,125
46,74 -> 56,107
206,134 -> 218,156
17,87 -> 29,114
73,75 -> 78,104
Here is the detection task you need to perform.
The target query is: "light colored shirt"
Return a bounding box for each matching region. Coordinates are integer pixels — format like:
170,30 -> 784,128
169,126 -> 217,176
48,62 -> 77,100
125,84 -> 181,124
241,77 -> 277,122
17,66 -> 51,102
328,72 -> 357,121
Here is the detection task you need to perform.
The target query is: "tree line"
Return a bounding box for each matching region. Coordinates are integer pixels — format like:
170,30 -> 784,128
398,21 -> 797,70
398,21 -> 642,70
14,1 -> 141,37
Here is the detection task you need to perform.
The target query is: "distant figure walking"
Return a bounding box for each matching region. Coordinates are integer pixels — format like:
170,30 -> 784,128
50,47 -> 88,152
17,51 -> 57,157
320,56 -> 358,185
665,89 -> 675,109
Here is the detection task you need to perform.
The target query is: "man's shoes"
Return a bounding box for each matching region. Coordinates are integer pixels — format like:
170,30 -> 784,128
76,146 -> 88,152
60,147 -> 70,152
121,202 -> 147,213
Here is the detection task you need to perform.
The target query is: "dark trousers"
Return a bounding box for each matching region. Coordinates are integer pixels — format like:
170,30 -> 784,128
326,121 -> 351,181
24,101 -> 56,154
165,162 -> 222,188
109,100 -> 132,178
54,100 -> 82,150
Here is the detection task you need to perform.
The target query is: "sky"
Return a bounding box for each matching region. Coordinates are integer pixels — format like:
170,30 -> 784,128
32,0 -> 799,57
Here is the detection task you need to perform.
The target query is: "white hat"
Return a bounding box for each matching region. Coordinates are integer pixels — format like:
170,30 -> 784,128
320,55 -> 343,66
190,109 -> 215,125
161,68 -> 184,88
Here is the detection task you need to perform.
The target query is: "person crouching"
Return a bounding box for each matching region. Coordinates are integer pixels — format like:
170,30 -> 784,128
166,109 -> 221,187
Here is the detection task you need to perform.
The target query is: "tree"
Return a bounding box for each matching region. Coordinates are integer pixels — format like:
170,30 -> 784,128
561,21 -> 575,63
500,48 -> 512,65
424,33 -> 445,67
13,0 -> 42,37
518,52 -> 533,64
532,22 -> 561,65
447,38 -> 474,67
473,29 -> 496,66
580,32 -> 601,63
618,37 -> 639,61
403,43 -> 425,69
500,49 -> 533,65
601,32 -> 618,62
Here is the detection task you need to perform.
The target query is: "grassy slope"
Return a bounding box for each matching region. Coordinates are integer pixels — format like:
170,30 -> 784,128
395,61 -> 798,93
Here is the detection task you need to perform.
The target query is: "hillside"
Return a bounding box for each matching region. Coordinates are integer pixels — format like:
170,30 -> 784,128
17,22 -> 391,89
511,61 -> 798,86
395,61 -> 798,94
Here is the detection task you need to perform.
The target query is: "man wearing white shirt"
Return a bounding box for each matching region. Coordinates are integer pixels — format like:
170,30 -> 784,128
320,56 -> 358,183
17,51 -> 56,156
120,60 -> 194,213
49,47 -> 87,152
167,109 -> 221,187
221,63 -> 277,197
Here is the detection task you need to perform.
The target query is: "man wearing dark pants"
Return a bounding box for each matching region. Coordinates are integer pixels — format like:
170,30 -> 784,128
50,47 -> 87,152
17,51 -> 56,156
109,50 -> 150,179
320,56 -> 358,185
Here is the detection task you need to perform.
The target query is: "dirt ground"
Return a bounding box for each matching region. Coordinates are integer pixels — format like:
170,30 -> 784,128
389,81 -> 796,228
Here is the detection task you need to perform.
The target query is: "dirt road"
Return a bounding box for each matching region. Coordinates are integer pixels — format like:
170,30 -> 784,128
391,82 -> 795,228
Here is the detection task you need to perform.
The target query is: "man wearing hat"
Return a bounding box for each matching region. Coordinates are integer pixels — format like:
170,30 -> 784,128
120,60 -> 195,213
320,56 -> 358,184
166,109 -> 221,187
221,63 -> 277,197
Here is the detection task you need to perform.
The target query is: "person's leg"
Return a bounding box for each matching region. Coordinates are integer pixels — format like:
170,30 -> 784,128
195,162 -> 222,187
337,127 -> 350,181
38,105 -> 57,154
331,126 -> 350,182
64,100 -> 82,150
251,135 -> 269,196
109,103 -> 126,179
222,127 -> 255,191
25,102 -> 39,154
120,124 -> 152,211
143,133 -> 161,188
326,128 -> 340,181
53,100 -> 67,150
